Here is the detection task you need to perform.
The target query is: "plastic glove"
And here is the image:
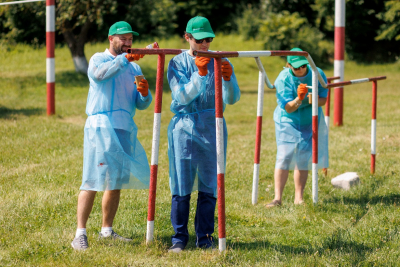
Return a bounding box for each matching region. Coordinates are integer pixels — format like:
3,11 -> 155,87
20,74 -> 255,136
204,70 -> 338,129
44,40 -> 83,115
297,83 -> 308,101
195,57 -> 210,76
221,61 -> 233,81
125,53 -> 144,62
134,78 -> 149,97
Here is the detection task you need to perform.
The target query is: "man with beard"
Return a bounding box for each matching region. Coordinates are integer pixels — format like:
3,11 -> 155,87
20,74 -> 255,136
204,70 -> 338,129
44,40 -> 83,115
71,21 -> 152,250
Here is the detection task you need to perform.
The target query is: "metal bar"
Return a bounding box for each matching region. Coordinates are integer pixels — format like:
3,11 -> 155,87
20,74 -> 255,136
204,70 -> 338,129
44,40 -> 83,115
254,57 -> 275,89
214,57 -> 226,252
146,53 -> 165,244
371,81 -> 377,174
312,70 -> 319,204
127,48 -> 185,55
0,0 -> 44,5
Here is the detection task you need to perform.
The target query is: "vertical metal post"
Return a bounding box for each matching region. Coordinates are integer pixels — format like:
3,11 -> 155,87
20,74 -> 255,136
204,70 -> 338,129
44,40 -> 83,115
146,53 -> 165,243
46,0 -> 55,115
312,70 -> 319,204
371,81 -> 377,174
252,67 -> 264,205
214,58 -> 226,252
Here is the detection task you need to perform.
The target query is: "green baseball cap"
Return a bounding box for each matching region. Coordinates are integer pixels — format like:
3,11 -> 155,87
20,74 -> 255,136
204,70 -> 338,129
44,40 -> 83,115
287,48 -> 308,68
186,16 -> 215,39
108,21 -> 139,36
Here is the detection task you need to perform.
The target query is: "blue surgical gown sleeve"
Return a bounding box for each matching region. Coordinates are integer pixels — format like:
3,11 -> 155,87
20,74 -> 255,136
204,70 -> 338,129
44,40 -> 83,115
167,57 -> 207,105
222,61 -> 241,105
88,53 -> 130,83
275,74 -> 295,110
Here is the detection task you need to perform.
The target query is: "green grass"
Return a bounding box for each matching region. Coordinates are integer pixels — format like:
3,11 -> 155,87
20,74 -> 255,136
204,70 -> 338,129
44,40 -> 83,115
1,35 -> 399,266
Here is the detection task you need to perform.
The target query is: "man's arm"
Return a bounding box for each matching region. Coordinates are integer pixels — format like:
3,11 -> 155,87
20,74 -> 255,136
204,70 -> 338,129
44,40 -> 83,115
167,58 -> 207,105
88,53 -> 130,82
221,60 -> 240,105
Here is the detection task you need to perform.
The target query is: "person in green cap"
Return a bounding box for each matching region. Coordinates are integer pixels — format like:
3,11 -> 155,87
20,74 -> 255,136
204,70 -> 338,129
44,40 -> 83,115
166,16 -> 241,253
265,47 -> 329,208
71,21 -> 152,250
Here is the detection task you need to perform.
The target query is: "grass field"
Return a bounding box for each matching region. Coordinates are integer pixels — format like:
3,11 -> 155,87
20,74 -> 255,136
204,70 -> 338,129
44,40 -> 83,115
1,35 -> 399,266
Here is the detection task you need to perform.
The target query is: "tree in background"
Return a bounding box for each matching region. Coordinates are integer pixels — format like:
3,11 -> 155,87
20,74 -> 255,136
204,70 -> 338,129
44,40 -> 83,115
376,0 -> 400,42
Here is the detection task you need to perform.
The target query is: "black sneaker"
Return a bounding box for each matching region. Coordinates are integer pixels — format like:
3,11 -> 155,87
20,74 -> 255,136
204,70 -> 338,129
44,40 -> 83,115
71,235 -> 89,251
99,230 -> 132,242
168,242 -> 185,253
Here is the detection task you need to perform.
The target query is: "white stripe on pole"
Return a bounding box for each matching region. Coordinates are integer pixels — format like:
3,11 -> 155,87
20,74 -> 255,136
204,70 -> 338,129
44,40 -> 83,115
0,0 -> 44,5
252,164 -> 260,205
334,60 -> 345,83
219,238 -> 226,252
371,119 -> 376,154
238,51 -> 272,58
350,78 -> 369,84
146,221 -> 154,242
151,113 -> 161,165
325,116 -> 330,134
312,70 -> 318,204
307,55 -> 328,88
216,118 -> 225,174
254,57 -> 275,89
335,0 -> 345,27
46,58 -> 55,83
256,70 -> 265,117
46,5 -> 55,31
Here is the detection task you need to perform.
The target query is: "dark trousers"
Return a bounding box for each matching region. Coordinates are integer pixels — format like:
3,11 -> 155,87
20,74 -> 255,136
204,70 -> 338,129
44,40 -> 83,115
171,191 -> 216,248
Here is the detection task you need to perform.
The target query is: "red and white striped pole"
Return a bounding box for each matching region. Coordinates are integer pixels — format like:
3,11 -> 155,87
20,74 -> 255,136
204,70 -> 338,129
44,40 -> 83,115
333,0 -> 345,126
311,70 -> 319,204
252,65 -> 264,205
46,0 -> 55,115
325,76 -> 340,128
146,54 -> 165,244
214,58 -> 226,252
371,81 -> 377,174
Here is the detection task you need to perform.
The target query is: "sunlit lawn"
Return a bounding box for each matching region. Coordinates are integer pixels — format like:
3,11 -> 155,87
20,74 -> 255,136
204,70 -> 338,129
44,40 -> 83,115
0,36 -> 399,266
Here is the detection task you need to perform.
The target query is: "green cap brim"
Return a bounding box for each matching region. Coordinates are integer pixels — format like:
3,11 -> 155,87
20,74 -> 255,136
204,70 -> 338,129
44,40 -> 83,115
191,32 -> 215,39
290,59 -> 309,68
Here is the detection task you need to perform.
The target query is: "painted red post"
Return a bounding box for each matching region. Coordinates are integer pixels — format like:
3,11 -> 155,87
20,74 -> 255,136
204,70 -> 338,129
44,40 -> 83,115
252,68 -> 264,205
371,81 -> 377,174
46,0 -> 55,115
311,70 -> 319,204
146,53 -> 165,243
333,0 -> 345,126
214,57 -> 226,252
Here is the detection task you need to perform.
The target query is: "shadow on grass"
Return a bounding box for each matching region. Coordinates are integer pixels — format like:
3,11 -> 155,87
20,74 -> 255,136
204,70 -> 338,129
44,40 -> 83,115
0,106 -> 44,119
324,192 -> 400,206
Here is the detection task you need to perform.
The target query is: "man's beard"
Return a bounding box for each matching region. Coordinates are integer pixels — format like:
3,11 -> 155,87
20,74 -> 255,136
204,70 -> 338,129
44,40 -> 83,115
112,42 -> 129,55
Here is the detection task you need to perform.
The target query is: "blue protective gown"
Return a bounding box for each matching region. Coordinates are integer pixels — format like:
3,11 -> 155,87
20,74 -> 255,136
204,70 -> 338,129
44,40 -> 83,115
81,49 -> 152,191
273,66 -> 329,170
167,51 -> 241,197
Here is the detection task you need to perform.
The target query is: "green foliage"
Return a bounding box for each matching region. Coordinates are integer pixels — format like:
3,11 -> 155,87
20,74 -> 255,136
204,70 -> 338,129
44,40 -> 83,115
376,0 -> 400,41
237,8 -> 333,66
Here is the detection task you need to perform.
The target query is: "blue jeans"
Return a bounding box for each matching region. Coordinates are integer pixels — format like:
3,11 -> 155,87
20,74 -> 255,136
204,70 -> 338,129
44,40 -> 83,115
171,191 -> 216,247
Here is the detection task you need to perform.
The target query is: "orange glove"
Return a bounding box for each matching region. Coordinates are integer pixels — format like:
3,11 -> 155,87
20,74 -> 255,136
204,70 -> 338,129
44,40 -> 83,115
135,78 -> 149,97
221,61 -> 233,81
297,83 -> 308,101
125,53 -> 144,62
195,57 -> 210,76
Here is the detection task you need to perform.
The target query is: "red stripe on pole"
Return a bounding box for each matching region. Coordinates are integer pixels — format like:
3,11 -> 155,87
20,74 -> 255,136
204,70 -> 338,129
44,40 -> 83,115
371,154 -> 375,174
214,58 -> 223,118
154,54 -> 165,113
147,164 -> 158,221
46,82 -> 55,115
369,76 -> 386,82
217,173 -> 226,239
372,81 -> 377,119
127,48 -> 183,55
325,82 -> 331,116
254,116 -> 262,164
46,31 -> 55,58
333,88 -> 343,126
334,27 -> 345,60
195,51 -> 239,58
46,0 -> 55,6
312,115 -> 318,163
270,51 -> 308,57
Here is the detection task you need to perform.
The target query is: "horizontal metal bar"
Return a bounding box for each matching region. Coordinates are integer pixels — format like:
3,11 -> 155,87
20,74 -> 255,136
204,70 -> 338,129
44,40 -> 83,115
126,48 -> 185,55
0,0 -> 44,5
326,76 -> 387,88
327,76 -> 340,82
